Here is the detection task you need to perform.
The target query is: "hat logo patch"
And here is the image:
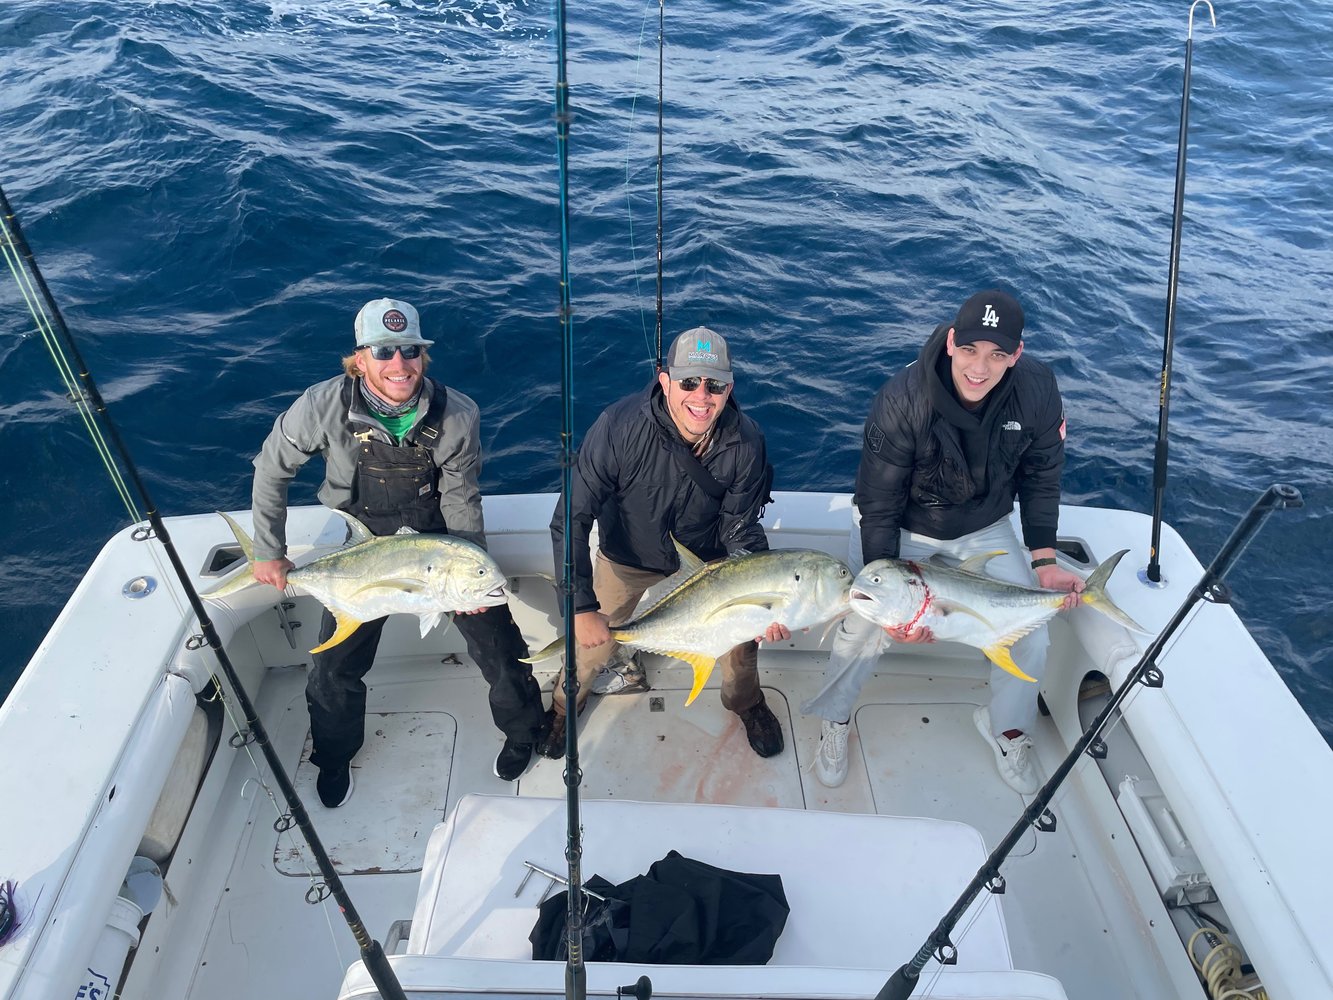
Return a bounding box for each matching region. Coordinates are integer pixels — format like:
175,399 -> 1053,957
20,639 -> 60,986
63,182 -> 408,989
981,304 -> 1000,328
381,309 -> 409,333
687,340 -> 720,364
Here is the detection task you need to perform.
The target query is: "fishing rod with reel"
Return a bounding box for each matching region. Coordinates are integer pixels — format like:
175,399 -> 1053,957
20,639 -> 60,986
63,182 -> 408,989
654,0 -> 665,373
877,480 -> 1302,1000
551,0 -> 590,996
0,185 -> 410,1000
1145,0 -> 1216,585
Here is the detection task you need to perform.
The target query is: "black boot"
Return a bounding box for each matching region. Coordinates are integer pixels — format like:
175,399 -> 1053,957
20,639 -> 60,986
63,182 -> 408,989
737,698 -> 784,758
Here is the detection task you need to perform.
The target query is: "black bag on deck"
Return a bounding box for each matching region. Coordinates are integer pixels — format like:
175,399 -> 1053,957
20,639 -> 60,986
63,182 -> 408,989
529,850 -> 790,964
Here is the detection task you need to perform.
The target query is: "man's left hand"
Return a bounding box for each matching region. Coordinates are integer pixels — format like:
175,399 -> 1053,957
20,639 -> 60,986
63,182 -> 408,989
459,606 -> 491,616
1036,564 -> 1085,611
756,623 -> 792,644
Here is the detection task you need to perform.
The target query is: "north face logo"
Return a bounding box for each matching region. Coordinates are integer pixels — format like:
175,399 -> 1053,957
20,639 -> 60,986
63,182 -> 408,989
981,305 -> 999,328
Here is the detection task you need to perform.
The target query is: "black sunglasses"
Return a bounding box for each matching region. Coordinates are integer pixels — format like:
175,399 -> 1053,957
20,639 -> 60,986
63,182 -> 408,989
361,343 -> 423,361
677,376 -> 729,395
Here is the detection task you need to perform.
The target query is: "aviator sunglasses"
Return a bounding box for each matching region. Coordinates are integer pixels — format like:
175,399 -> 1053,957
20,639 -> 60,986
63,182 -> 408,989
677,376 -> 730,395
361,343 -> 424,361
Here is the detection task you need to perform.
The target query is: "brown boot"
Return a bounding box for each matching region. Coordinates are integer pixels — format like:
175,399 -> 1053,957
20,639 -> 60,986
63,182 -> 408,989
537,708 -> 566,760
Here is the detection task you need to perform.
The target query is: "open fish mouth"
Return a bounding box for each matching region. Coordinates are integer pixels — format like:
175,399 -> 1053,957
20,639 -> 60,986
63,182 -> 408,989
486,586 -> 507,599
849,589 -> 875,603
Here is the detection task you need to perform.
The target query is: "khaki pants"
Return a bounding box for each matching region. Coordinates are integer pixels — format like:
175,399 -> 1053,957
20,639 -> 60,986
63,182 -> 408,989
551,551 -> 762,717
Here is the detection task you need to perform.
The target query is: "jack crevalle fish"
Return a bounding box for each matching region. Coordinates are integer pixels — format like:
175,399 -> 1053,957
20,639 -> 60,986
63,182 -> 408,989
848,549 -> 1146,682
526,543 -> 852,705
203,510 -> 509,653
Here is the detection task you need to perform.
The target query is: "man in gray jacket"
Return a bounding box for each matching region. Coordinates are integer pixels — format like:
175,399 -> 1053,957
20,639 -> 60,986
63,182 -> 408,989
249,298 -> 546,806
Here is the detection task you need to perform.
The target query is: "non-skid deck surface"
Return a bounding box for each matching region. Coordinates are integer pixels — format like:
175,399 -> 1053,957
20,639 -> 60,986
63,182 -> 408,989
276,711 -> 456,875
518,685 -> 805,808
175,650 -> 1148,1000
855,702 -> 1036,854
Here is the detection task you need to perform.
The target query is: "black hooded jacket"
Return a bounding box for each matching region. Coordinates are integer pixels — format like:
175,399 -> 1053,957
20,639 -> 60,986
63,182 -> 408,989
855,323 -> 1066,564
551,382 -> 772,613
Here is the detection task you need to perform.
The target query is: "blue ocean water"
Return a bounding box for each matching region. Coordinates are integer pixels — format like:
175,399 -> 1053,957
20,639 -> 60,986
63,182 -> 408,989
0,0 -> 1329,741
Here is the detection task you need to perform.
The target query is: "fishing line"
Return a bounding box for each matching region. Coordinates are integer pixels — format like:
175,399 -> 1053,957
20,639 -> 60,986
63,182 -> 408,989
621,0 -> 666,370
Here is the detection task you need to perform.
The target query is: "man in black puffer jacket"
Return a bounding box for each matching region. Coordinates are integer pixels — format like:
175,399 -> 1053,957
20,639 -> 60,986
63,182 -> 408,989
804,289 -> 1085,794
542,328 -> 788,760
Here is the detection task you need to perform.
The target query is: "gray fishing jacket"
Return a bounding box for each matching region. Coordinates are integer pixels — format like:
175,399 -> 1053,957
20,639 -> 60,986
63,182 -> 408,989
855,323 -> 1066,564
250,375 -> 485,561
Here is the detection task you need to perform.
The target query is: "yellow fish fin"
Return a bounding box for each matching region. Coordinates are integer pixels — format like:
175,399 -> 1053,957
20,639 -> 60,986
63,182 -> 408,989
326,508 -> 376,546
981,642 -> 1037,683
670,535 -> 707,576
520,635 -> 565,664
309,611 -> 364,655
662,651 -> 718,706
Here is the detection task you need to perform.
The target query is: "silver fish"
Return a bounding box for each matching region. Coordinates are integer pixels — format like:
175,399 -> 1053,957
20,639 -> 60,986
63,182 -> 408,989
526,542 -> 852,704
847,549 -> 1146,681
203,510 -> 509,654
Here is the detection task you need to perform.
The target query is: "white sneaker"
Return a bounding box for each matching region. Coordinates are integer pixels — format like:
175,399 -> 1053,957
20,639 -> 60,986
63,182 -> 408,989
589,655 -> 649,695
974,706 -> 1038,795
589,650 -> 650,698
813,719 -> 850,788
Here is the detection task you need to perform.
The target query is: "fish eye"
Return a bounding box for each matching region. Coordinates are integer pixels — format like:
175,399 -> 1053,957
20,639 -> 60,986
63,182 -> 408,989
870,574 -> 881,584
794,573 -> 801,581
476,566 -> 486,576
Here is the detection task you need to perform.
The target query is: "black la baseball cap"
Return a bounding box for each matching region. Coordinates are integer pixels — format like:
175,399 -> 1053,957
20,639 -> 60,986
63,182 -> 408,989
952,289 -> 1024,354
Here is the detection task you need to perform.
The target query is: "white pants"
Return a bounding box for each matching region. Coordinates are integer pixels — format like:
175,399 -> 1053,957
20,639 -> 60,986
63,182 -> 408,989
802,505 -> 1048,736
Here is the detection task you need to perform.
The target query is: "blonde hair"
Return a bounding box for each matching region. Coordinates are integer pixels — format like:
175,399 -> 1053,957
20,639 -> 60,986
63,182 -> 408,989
342,347 -> 432,377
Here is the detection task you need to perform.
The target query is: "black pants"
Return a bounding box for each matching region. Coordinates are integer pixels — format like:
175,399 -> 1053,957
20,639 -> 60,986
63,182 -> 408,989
306,604 -> 547,771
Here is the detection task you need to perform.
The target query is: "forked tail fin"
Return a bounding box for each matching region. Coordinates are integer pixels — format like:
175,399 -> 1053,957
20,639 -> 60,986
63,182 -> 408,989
1080,549 -> 1150,634
201,512 -> 258,600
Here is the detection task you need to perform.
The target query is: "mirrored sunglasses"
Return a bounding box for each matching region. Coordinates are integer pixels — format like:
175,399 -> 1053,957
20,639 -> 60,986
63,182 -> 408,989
677,376 -> 729,395
361,343 -> 423,361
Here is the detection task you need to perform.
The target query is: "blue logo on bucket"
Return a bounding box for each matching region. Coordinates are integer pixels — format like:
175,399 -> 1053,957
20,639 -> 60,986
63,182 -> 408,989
76,971 -> 112,999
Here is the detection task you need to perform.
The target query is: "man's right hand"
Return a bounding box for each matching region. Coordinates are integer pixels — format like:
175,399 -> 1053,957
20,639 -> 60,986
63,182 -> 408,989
884,624 -> 935,644
574,610 -> 612,649
253,557 -> 295,590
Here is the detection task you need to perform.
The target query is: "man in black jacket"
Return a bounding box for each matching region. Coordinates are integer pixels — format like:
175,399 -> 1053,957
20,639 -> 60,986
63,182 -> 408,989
542,328 -> 788,760
804,289 -> 1084,794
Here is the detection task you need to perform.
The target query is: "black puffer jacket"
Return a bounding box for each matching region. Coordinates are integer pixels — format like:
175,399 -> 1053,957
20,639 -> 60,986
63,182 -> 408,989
855,324 -> 1066,564
551,382 -> 772,613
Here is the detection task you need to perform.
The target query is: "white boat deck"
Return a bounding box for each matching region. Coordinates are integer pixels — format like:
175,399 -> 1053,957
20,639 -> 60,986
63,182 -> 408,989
133,619 -> 1162,1000
7,494 -> 1330,1000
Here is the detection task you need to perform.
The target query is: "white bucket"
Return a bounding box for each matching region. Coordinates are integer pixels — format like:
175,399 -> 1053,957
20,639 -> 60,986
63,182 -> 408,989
74,894 -> 143,999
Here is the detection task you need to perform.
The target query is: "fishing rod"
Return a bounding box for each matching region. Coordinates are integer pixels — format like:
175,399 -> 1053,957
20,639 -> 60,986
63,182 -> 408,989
654,0 -> 665,373
1145,0 -> 1216,585
551,0 -> 588,996
877,481 -> 1302,1000
0,185 -> 409,1000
